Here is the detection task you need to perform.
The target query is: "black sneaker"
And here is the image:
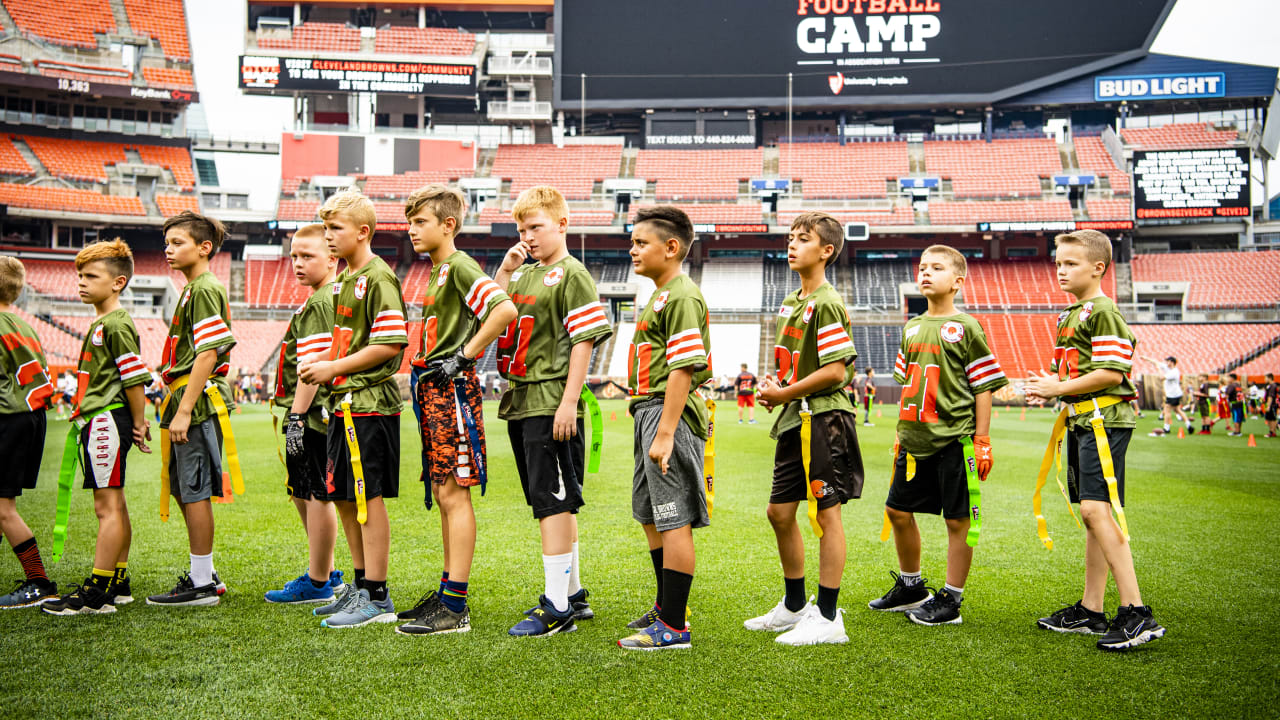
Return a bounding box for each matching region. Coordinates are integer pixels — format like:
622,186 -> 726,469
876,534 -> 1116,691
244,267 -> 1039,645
868,571 -> 930,612
109,575 -> 133,606
397,590 -> 441,621
509,596 -> 577,637
43,584 -> 115,616
395,602 -> 471,636
1037,601 -> 1108,635
906,587 -> 962,626
524,588 -> 594,621
1097,605 -> 1165,651
145,572 -> 220,607
627,604 -> 661,629
0,578 -> 58,609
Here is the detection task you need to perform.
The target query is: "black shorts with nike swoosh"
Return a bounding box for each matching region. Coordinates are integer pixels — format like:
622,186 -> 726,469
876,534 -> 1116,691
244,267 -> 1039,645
508,415 -> 585,519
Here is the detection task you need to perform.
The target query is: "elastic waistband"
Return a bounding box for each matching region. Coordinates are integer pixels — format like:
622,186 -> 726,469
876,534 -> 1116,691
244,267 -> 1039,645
631,396 -> 664,411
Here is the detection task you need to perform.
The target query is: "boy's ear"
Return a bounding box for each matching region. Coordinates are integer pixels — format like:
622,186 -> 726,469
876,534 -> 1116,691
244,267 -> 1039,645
953,275 -> 966,291
665,237 -> 681,258
112,275 -> 128,293
198,240 -> 213,258
557,215 -> 568,233
359,224 -> 372,242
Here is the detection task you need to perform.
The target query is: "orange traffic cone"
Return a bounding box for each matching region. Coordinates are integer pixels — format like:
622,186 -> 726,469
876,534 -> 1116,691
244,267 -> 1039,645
214,472 -> 234,503
610,411 -> 617,421
1020,407 -> 1026,421
994,410 -> 1000,420
876,409 -> 882,418
1177,426 -> 1185,439
1248,434 -> 1257,447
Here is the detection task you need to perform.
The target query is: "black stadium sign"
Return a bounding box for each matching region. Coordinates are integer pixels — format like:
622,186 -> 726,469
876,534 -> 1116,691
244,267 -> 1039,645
554,0 -> 1175,110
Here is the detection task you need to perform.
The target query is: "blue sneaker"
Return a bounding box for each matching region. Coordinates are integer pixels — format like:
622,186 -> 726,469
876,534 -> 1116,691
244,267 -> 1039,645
509,596 -> 577,637
321,589 -> 396,628
618,619 -> 691,650
265,573 -> 334,604
328,570 -> 344,590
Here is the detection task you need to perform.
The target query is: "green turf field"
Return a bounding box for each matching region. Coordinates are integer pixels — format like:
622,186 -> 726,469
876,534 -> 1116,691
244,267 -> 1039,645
1,401 -> 1277,719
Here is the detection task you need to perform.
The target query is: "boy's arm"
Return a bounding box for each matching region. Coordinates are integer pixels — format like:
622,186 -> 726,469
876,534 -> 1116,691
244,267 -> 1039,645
973,390 -> 993,480
169,348 -> 217,444
758,360 -> 846,407
290,379 -> 320,415
463,298 -> 516,359
554,340 -> 594,441
493,242 -> 529,291
124,383 -> 151,453
1024,367 -> 1124,400
302,344 -> 401,385
648,367 -> 693,475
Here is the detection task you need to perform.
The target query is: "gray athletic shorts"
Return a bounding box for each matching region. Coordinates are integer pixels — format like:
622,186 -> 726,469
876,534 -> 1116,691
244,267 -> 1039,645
631,399 -> 710,532
168,418 -> 224,504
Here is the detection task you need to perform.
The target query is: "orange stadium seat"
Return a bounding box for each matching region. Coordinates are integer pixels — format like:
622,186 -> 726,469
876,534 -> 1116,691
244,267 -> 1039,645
132,317 -> 168,368
3,0 -> 116,50
1132,251 -> 1280,310
229,320 -> 290,373
923,138 -> 1061,198
156,194 -> 198,216
778,142 -> 908,199
776,206 -> 915,226
278,199 -> 321,221
131,250 -> 231,289
477,206 -> 615,227
20,135 -> 126,183
281,177 -> 304,196
134,144 -> 196,190
0,135 -> 33,176
259,23 -> 360,53
0,183 -> 144,216
122,0 -> 192,61
244,258 -> 313,308
1074,136 -> 1130,195
628,204 -> 762,225
963,258 -> 1116,310
373,26 -> 476,56
19,257 -> 78,299
36,64 -> 132,86
364,169 -> 472,198
491,144 -> 622,200
1086,196 -> 1132,221
970,313 -> 1058,380
1129,324 -> 1280,375
1121,122 -> 1239,150
635,148 -> 762,201
141,67 -> 196,91
927,199 -> 1073,225
401,261 -> 434,305
1236,344 -> 1280,377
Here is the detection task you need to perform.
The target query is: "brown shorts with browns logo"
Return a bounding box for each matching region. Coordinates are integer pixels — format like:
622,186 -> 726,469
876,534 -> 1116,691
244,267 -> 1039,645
415,368 -> 486,487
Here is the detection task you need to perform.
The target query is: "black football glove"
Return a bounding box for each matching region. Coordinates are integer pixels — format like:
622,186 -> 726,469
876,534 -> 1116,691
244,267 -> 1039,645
423,349 -> 475,385
285,413 -> 306,458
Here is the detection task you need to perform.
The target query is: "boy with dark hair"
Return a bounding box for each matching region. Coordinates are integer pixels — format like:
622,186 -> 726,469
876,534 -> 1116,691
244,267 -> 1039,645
1223,373 -> 1245,436
0,256 -> 57,608
862,368 -> 876,426
1027,229 -> 1164,651
618,205 -> 711,650
300,189 -> 408,627
394,184 -> 515,637
736,363 -> 758,424
494,185 -> 611,637
265,224 -> 344,604
748,211 -> 863,645
44,240 -> 151,614
1264,373 -> 1277,438
869,244 -> 1005,626
148,211 -> 239,607
1193,373 -> 1213,435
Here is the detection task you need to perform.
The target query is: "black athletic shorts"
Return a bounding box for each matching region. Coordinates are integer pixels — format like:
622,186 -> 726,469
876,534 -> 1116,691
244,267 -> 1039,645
886,440 -> 971,520
80,406 -> 133,490
509,415 -> 585,519
0,410 -> 45,497
1266,408 -> 1277,422
771,409 -> 864,509
287,425 -> 332,501
326,413 -> 400,501
1066,426 -> 1130,505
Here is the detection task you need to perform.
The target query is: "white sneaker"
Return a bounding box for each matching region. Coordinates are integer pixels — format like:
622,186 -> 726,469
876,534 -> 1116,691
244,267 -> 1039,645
776,606 -> 849,646
743,598 -> 808,632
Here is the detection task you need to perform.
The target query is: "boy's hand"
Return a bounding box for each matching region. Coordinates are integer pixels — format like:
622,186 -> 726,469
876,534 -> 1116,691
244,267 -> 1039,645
133,419 -> 152,454
169,409 -> 191,444
1023,369 -> 1063,400
553,400 -> 578,441
757,375 -> 782,410
500,241 -> 530,272
299,359 -> 337,385
648,431 -> 675,475
423,349 -> 474,384
973,435 -> 993,481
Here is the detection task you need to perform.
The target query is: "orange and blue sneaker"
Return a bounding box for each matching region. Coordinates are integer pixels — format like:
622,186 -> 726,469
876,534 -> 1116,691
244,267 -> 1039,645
618,618 -> 691,650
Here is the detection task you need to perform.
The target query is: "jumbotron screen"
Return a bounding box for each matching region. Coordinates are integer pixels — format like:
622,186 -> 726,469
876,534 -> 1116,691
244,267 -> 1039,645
554,0 -> 1174,110
1132,148 -> 1251,220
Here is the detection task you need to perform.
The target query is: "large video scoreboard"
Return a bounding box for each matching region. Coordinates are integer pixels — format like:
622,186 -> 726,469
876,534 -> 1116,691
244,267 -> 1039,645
1132,147 -> 1250,220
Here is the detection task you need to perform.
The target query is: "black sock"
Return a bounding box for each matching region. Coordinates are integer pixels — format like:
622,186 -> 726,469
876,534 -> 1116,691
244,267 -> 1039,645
309,576 -> 327,589
649,548 -> 664,607
354,567 -> 366,589
366,580 -> 388,602
784,576 -> 806,612
659,569 -> 692,630
817,585 -> 840,621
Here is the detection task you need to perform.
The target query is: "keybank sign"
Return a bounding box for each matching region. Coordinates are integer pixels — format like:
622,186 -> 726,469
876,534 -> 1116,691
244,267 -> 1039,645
1095,73 -> 1225,101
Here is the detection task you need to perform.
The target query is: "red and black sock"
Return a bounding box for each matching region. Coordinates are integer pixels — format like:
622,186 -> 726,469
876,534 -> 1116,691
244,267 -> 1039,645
13,537 -> 48,584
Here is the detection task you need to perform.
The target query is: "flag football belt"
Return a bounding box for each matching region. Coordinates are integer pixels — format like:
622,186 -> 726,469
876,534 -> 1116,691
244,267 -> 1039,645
798,398 -> 822,538
582,383 -> 603,474
878,439 -> 981,546
52,402 -> 124,563
453,376 -> 488,495
1033,395 -> 1128,550
159,375 -> 244,521
703,397 -> 715,518
339,392 -> 369,524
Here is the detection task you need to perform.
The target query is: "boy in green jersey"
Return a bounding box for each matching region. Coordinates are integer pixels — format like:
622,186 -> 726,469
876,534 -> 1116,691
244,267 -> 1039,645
148,211 -> 237,608
264,224 -> 344,605
0,256 -> 57,609
301,190 -> 408,628
748,212 -> 864,646
395,184 -> 515,637
869,245 -> 1006,626
1025,229 -> 1164,651
495,186 -> 612,637
618,206 -> 711,651
44,240 -> 152,615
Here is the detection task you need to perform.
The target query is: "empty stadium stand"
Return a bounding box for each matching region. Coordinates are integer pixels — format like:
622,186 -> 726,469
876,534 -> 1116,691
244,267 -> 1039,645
1120,122 -> 1239,150
849,325 -> 904,377
490,144 -> 622,200
278,199 -> 321,221
776,206 -> 915,227
635,148 -> 763,201
629,204 -> 762,225
258,22 -> 360,53
122,0 -> 192,61
132,250 -> 232,289
244,258 -> 313,308
1132,251 -> 1280,309
970,313 -> 1056,380
1074,136 -> 1130,195
372,26 -> 476,56
11,306 -> 79,362
0,135 -> 33,176
1236,344 -> 1280,377
231,320 -> 290,372
761,258 -> 838,310
963,258 -> 1115,309
1086,196 -> 1132,220
927,199 -> 1074,225
140,67 -> 196,91
779,142 -> 908,198
1129,323 -> 1280,374
0,183 -> 144,216
923,137 -> 1061,198
700,259 -> 763,311
850,262 -> 913,307
3,0 -> 115,50
135,144 -> 196,190
597,259 -> 631,283
156,194 -> 198,216
21,135 -> 125,184
364,170 -> 471,198
401,258 -> 434,304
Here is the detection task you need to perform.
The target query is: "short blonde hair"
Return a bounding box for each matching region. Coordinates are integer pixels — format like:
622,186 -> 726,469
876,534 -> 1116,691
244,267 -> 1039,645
319,188 -> 376,234
512,185 -> 569,225
1054,230 -> 1112,274
921,244 -> 967,276
789,211 -> 844,267
292,223 -> 327,245
405,184 -> 465,235
0,255 -> 25,304
75,238 -> 134,283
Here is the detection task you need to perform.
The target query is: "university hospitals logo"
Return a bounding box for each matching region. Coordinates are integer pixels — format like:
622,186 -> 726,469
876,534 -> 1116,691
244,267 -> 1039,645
1057,309 -> 1070,326
803,300 -> 815,323
354,275 -> 368,300
1079,302 -> 1094,322
91,325 -> 104,346
778,304 -> 794,318
437,263 -> 451,287
543,267 -> 564,287
653,290 -> 669,313
941,321 -> 965,344
828,74 -> 844,95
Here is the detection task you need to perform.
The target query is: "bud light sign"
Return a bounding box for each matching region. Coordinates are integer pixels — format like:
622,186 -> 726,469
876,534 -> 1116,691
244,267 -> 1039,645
1095,73 -> 1224,102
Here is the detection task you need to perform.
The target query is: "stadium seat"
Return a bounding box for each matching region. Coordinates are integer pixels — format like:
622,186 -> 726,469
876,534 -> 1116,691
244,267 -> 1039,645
849,325 -> 905,377
1085,196 -> 1132,221
3,0 -> 115,50
278,199 -> 322,222
401,259 -> 435,305
0,183 -> 144,216
491,144 -> 622,200
0,135 -> 34,176
19,257 -> 79,299
373,26 -> 476,56
10,306 -> 80,363
122,0 -> 192,61
761,258 -> 838,310
244,258 -> 312,307
778,142 -> 908,199
141,67 -> 196,91
635,149 -> 762,201
258,22 -> 360,53
923,137 -> 1060,198
230,320 -> 291,373
1132,251 -> 1280,309
132,249 -> 231,289
1074,136 -> 1130,195
776,206 -> 915,227
969,313 -> 1058,380
1121,122 -> 1239,150
1236,344 -> 1280,377
20,135 -> 127,183
927,199 -> 1073,225
134,144 -> 196,190
1129,324 -> 1280,375
963,258 -> 1114,309
628,204 -> 762,225
156,194 -> 198,217
364,170 -> 471,199
850,262 -> 913,307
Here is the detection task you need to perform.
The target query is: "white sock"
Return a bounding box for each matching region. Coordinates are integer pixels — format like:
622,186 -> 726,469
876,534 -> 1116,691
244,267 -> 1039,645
943,583 -> 964,601
567,541 -> 582,595
900,571 -> 922,586
1163,424 -> 1171,432
190,552 -> 214,588
543,551 -> 573,613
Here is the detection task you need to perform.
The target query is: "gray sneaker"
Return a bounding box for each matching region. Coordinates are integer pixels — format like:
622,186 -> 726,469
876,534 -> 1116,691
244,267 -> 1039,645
321,589 -> 396,628
313,582 -> 359,617
396,603 -> 471,636
0,579 -> 59,609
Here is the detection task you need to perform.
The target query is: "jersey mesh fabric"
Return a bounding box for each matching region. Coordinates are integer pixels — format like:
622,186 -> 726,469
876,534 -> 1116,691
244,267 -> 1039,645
770,282 -> 857,439
0,312 -> 53,413
275,282 -> 334,432
158,271 -> 236,428
1050,296 -> 1137,430
329,257 -> 407,416
74,308 -> 148,419
627,274 -> 712,439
